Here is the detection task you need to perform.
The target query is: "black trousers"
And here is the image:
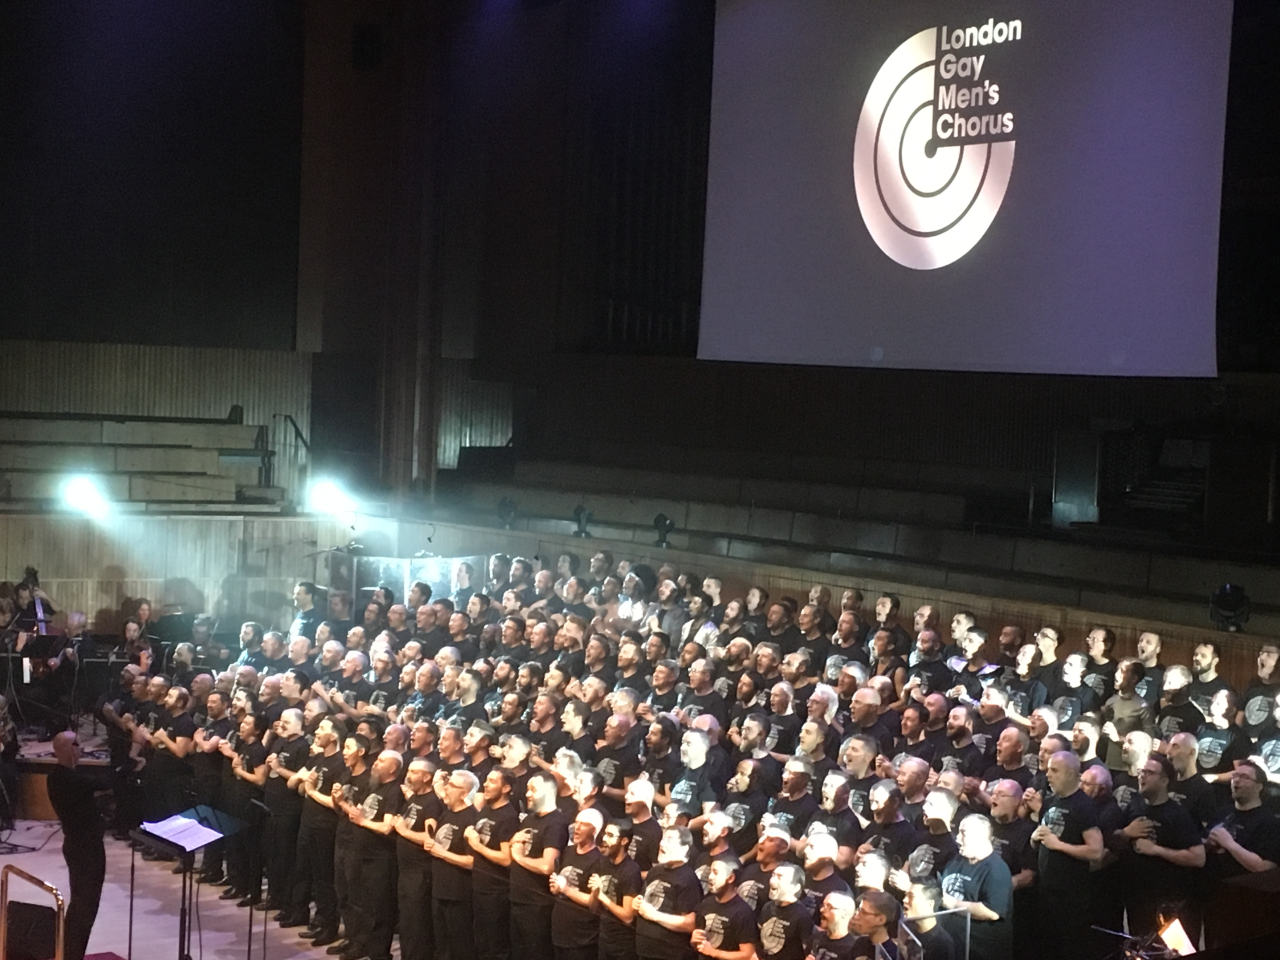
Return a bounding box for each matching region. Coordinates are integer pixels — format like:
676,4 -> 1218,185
225,801 -> 263,897
63,837 -> 106,960
511,901 -> 555,960
555,946 -> 598,960
473,881 -> 510,960
433,896 -> 475,960
353,851 -> 397,960
192,776 -> 222,875
398,856 -> 434,960
263,806 -> 301,903
334,836 -> 361,945
292,819 -> 338,929
598,940 -> 637,960
1037,887 -> 1091,960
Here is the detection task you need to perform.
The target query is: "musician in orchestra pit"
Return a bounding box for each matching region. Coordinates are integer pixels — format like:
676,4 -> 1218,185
14,604 -> 84,733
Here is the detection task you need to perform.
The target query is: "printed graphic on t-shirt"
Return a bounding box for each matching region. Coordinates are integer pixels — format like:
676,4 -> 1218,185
738,879 -> 765,910
1041,805 -> 1067,838
643,878 -> 671,908
702,911 -> 729,948
760,917 -> 790,956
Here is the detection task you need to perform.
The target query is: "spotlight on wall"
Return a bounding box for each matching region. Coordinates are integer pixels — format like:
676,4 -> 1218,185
306,479 -> 359,516
653,513 -> 676,548
497,498 -> 518,530
61,474 -> 112,520
572,504 -> 592,538
1210,583 -> 1250,632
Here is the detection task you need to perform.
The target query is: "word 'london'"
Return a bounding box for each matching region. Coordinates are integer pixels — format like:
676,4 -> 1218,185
936,18 -> 1022,141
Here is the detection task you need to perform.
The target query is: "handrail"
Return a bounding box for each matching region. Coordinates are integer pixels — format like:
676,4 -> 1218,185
273,413 -> 312,453
0,864 -> 66,960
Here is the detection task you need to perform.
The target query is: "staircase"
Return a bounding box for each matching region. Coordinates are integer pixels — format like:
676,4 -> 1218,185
0,410 -> 291,512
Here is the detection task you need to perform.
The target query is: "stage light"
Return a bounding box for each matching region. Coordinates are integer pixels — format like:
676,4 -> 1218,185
61,474 -> 112,520
1210,583 -> 1250,632
306,479 -> 359,516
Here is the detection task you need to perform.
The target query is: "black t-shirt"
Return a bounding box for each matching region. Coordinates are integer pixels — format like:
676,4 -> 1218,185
47,765 -> 103,843
980,764 -> 1033,798
1195,723 -> 1250,775
264,735 -> 311,809
1205,803 -> 1280,883
629,815 -> 663,872
595,742 -> 643,818
808,930 -> 857,960
971,717 -> 1011,761
396,790 -> 442,866
1241,680 -> 1280,739
1004,676 -> 1048,719
365,677 -> 399,712
1189,676 -> 1233,720
152,711 -> 198,772
907,830 -> 959,881
552,845 -> 606,947
990,817 -> 1037,879
805,808 -> 865,854
940,852 -> 1013,960
591,854 -> 645,951
645,686 -> 680,715
635,862 -> 703,957
912,923 -> 957,960
734,861 -> 775,916
1037,789 -> 1100,890
529,724 -> 570,765
679,689 -> 730,729
766,713 -> 801,755
1168,773 -> 1217,827
337,676 -> 374,709
801,870 -> 851,921
565,733 -> 597,766
510,808 -> 571,905
1157,700 -> 1207,740
301,750 -> 348,827
431,803 -> 479,900
351,777 -> 403,856
471,801 -> 521,891
863,819 -> 920,868
697,893 -> 759,953
223,739 -> 268,807
767,792 -> 820,839
758,898 -> 812,960
191,715 -> 234,780
1082,659 -> 1118,703
932,741 -> 986,778
1049,686 -> 1100,729
670,765 -> 716,813
1119,797 -> 1202,898
642,751 -> 684,799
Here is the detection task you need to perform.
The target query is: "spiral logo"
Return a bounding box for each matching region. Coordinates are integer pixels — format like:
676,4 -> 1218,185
854,26 -> 1016,269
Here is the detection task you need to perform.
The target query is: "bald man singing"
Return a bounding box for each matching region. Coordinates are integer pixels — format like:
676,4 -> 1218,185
48,731 -> 106,960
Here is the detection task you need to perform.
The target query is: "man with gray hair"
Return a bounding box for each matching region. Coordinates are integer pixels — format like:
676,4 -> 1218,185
1031,751 -> 1103,959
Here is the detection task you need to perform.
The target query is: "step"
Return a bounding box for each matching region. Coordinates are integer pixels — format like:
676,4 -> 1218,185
0,471 -> 237,502
0,443 -> 222,474
0,418 -> 263,450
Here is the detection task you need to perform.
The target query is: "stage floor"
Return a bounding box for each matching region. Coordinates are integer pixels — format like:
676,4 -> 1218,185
3,822 -> 373,960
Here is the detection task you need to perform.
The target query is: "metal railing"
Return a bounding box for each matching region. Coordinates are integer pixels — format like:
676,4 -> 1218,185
0,864 -> 66,960
271,413 -> 311,505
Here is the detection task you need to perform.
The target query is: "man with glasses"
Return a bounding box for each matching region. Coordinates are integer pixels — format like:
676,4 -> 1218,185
1203,760 -> 1280,947
1113,753 -> 1204,939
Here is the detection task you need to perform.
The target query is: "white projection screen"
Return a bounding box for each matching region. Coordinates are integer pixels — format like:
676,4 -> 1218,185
698,0 -> 1232,376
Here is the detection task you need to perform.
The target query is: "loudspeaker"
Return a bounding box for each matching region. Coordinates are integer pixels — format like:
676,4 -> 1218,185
4,900 -> 57,960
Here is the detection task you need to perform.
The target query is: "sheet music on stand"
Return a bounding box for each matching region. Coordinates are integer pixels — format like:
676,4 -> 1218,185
140,814 -> 223,852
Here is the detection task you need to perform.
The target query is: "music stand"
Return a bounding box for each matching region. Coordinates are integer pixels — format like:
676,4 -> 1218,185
130,809 -> 245,960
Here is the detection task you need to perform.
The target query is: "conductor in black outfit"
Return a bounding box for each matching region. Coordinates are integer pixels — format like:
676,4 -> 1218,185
47,730 -> 106,960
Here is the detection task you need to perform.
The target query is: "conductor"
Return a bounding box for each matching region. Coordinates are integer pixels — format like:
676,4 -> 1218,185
47,731 -> 106,960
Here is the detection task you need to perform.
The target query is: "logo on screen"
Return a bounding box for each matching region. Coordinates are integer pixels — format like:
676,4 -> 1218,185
854,19 -> 1022,269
